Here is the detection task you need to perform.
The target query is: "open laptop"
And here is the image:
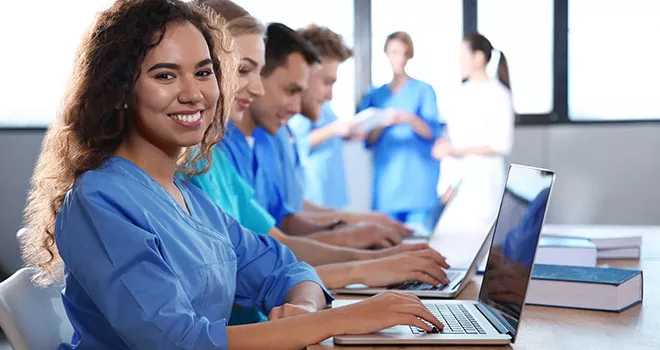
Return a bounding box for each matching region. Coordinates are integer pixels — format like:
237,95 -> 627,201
332,225 -> 492,298
331,170 -> 498,298
332,164 -> 555,345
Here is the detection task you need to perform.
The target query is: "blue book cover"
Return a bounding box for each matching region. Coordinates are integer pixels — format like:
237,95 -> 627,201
532,264 -> 641,285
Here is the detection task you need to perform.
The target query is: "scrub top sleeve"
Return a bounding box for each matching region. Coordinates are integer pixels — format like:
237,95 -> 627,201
418,84 -> 442,139
57,189 -> 229,350
225,215 -> 333,313
358,89 -> 373,112
233,174 -> 277,235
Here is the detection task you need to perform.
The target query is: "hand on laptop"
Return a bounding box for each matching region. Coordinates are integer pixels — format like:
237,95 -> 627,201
352,249 -> 451,287
363,242 -> 434,260
330,291 -> 444,334
318,222 -> 403,249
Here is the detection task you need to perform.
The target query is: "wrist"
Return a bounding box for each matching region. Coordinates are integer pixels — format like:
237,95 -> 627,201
355,248 -> 380,261
346,260 -> 369,285
323,307 -> 349,336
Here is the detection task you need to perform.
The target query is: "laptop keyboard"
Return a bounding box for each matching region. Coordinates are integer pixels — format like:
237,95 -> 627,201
410,304 -> 487,335
393,271 -> 462,291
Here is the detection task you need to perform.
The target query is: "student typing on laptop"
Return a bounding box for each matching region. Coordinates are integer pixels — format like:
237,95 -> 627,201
333,165 -> 555,345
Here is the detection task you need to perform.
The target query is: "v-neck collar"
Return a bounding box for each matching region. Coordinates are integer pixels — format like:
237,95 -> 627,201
106,156 -> 197,219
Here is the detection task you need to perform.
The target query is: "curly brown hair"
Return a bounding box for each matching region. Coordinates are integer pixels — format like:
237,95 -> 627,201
22,0 -> 238,285
297,24 -> 353,62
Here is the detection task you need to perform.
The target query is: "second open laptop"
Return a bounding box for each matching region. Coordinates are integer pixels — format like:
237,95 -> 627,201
332,164 -> 556,345
332,224 -> 492,298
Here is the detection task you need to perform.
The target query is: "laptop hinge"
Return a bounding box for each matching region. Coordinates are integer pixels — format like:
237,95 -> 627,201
475,303 -> 513,335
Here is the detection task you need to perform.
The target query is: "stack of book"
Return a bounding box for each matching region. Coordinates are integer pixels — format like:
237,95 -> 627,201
542,230 -> 642,259
526,264 -> 643,312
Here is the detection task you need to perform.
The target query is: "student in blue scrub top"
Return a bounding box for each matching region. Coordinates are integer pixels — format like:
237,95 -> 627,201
277,25 -> 415,232
20,1 -> 444,348
224,22 -> 411,248
286,25 -> 358,209
359,31 -> 442,224
288,102 -> 350,208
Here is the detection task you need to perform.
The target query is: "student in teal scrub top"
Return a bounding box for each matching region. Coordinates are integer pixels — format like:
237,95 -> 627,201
190,0 -> 450,325
20,1 -> 445,348
359,31 -> 442,224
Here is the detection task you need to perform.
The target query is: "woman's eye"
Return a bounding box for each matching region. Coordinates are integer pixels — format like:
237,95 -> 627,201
197,69 -> 214,77
155,73 -> 175,80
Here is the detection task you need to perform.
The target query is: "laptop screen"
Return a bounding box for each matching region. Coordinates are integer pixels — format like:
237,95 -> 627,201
478,165 -> 555,338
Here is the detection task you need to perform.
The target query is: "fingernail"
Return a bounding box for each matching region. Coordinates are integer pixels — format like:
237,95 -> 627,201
444,278 -> 450,284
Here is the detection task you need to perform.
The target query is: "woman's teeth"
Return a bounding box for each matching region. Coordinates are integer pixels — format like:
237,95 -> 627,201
169,111 -> 201,123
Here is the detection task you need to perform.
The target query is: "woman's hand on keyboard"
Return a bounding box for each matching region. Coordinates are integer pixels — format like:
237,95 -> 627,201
330,291 -> 444,334
352,249 -> 451,287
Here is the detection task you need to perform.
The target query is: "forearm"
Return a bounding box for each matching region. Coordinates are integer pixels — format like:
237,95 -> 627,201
366,127 -> 386,146
308,229 -> 351,247
316,262 -> 363,289
308,126 -> 338,148
279,214 -> 326,236
284,281 -> 328,311
408,115 -> 433,139
269,228 -> 364,266
227,309 -> 338,350
304,200 -> 334,213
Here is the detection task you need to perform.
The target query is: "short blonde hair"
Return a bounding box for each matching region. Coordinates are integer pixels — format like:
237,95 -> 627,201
384,31 -> 414,58
194,0 -> 265,37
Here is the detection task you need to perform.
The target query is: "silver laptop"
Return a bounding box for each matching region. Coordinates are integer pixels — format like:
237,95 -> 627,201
332,164 -> 555,345
332,225 -> 492,298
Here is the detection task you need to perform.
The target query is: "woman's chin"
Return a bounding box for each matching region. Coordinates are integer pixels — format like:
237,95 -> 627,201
231,110 -> 244,122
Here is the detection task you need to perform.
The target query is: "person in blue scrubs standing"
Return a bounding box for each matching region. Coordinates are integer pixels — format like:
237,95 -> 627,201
359,31 -> 442,225
20,1 -> 443,348
287,25 -> 358,209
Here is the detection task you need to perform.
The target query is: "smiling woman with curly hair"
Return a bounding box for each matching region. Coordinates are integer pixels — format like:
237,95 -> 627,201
20,1 -> 444,347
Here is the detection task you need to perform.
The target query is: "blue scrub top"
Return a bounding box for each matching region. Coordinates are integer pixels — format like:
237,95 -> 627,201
56,156 -> 330,349
288,102 -> 349,208
359,78 -> 442,213
220,123 -> 298,225
254,126 -> 305,214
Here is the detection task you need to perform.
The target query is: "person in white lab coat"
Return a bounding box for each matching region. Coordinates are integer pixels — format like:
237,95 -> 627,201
430,32 -> 514,234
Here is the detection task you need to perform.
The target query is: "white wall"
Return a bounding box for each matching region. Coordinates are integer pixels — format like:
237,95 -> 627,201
342,123 -> 660,225
1,124 -> 659,274
0,131 -> 44,274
